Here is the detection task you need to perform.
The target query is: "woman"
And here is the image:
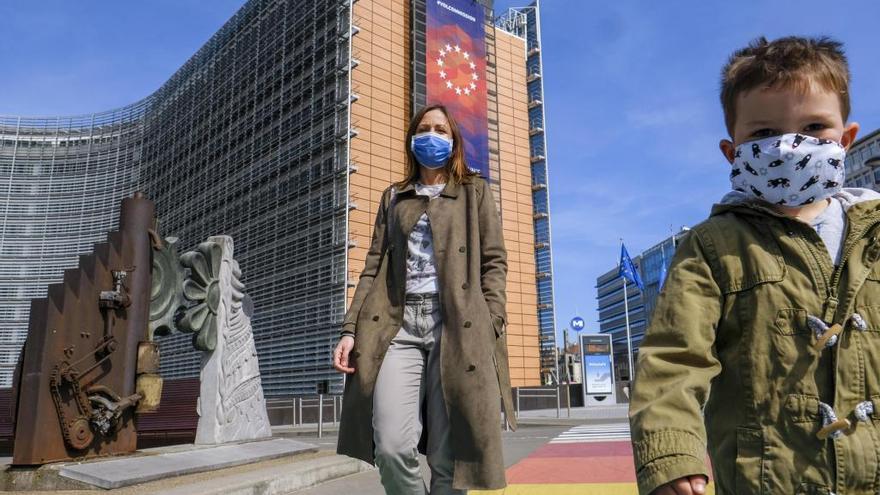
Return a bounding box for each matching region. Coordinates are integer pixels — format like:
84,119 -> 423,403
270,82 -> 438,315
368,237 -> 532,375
333,104 -> 515,494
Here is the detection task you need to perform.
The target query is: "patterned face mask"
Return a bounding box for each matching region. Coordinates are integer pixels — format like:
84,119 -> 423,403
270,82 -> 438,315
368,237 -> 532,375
730,133 -> 846,206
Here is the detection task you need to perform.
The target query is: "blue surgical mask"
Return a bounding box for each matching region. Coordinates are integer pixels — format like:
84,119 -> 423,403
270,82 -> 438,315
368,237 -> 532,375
411,132 -> 452,169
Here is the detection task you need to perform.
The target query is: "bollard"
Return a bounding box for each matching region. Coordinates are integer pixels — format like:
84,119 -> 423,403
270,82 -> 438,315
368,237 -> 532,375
515,388 -> 520,419
566,383 -> 571,418
292,397 -> 297,426
332,396 -> 338,426
556,385 -> 561,419
297,397 -> 303,426
318,394 -> 324,438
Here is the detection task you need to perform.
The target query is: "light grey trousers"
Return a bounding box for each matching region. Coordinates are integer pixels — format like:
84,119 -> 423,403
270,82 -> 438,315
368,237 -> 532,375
372,292 -> 465,495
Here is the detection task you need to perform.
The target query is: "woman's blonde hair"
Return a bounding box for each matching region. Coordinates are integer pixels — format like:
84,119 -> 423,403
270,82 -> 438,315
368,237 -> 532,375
395,104 -> 478,189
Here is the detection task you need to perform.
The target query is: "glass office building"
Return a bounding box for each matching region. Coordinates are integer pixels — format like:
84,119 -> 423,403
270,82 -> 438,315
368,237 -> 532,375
595,230 -> 688,384
0,0 -> 551,393
0,0 -> 351,394
496,1 -> 559,385
843,128 -> 880,191
0,108 -> 147,385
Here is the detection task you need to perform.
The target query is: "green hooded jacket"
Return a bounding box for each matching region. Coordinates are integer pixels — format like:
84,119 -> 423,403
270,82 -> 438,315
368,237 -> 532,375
630,190 -> 880,495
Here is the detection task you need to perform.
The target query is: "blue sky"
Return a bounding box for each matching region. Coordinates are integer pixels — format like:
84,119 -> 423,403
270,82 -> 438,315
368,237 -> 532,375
3,1 -> 880,346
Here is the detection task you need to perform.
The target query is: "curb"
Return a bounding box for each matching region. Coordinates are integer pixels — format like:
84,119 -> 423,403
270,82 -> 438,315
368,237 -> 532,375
151,454 -> 374,495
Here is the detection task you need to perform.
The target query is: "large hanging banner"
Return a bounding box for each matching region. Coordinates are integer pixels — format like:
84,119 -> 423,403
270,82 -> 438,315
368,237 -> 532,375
426,0 -> 489,177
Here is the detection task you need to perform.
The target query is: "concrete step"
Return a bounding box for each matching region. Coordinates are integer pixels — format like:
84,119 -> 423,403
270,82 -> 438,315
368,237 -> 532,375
1,445 -> 373,494
58,438 -> 317,489
150,453 -> 373,495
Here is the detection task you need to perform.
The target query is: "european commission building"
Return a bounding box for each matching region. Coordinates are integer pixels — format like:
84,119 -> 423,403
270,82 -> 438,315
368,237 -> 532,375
0,0 -> 556,395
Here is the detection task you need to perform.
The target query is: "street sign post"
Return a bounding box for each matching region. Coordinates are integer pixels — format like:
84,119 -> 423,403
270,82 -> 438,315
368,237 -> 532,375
580,334 -> 616,405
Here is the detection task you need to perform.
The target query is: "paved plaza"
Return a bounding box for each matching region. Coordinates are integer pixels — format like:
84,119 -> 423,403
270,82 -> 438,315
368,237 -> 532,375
295,404 -> 716,495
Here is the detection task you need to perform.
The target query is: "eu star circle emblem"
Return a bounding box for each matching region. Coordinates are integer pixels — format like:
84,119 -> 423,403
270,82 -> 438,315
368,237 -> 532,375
436,43 -> 479,97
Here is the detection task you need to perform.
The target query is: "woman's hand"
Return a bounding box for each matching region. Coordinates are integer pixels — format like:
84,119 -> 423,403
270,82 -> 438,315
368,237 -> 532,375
652,475 -> 707,495
333,335 -> 356,374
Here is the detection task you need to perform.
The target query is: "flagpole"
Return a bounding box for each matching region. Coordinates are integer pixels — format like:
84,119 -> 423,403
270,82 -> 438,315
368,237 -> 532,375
621,275 -> 635,384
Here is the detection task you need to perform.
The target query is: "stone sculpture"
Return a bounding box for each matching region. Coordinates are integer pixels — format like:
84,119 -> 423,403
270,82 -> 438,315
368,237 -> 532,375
178,236 -> 272,444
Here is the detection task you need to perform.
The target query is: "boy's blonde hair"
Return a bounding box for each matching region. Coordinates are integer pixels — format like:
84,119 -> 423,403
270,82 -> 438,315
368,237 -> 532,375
720,36 -> 851,135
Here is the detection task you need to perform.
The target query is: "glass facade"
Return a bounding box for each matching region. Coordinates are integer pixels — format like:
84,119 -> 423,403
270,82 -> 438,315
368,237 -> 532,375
0,0 -> 352,395
143,0 -> 352,396
496,1 -> 559,384
0,109 -> 146,385
843,129 -> 880,191
595,231 -> 687,384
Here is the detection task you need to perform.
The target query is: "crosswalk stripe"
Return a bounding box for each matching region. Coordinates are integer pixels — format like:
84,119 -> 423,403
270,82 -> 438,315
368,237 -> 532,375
549,424 -> 631,443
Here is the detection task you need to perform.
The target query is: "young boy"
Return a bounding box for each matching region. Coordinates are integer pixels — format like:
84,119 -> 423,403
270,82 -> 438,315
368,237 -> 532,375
630,36 -> 879,495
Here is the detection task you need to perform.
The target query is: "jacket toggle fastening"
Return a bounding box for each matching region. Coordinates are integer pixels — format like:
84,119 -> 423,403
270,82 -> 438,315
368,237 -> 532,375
806,312 -> 868,351
817,400 -> 875,440
807,312 -> 873,440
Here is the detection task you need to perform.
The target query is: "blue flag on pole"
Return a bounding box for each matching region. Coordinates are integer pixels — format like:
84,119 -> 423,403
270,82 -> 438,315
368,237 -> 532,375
658,252 -> 668,290
619,243 -> 645,291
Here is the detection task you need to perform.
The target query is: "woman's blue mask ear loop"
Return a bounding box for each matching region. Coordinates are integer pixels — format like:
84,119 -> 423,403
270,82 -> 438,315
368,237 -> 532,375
411,133 -> 452,169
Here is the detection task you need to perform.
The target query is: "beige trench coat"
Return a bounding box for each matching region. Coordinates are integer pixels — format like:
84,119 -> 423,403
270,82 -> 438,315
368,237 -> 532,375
336,176 -> 516,490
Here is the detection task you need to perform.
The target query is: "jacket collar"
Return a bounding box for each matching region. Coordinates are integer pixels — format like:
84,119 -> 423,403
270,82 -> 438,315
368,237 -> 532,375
711,198 -> 880,232
397,178 -> 462,198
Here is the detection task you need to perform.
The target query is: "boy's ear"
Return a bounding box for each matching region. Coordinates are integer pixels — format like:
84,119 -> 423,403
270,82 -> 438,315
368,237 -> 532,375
719,139 -> 737,164
841,122 -> 860,150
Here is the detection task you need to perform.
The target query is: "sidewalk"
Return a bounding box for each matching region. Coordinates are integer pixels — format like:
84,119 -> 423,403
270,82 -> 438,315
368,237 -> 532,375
269,403 -> 630,439
514,403 -> 629,426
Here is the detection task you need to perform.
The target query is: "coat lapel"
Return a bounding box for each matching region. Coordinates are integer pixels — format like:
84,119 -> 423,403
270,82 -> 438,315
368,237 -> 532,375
395,191 -> 428,238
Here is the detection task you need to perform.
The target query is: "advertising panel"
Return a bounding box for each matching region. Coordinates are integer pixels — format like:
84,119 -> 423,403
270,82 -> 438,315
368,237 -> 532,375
583,355 -> 613,395
581,334 -> 614,397
425,0 -> 489,176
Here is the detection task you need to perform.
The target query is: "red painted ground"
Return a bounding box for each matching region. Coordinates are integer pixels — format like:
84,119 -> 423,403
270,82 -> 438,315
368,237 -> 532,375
506,440 -> 637,484
470,425 -> 717,494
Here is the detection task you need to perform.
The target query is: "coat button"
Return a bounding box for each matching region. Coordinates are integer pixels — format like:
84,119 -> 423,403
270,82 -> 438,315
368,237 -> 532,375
466,364 -> 476,372
463,320 -> 472,328
372,315 -> 380,321
459,246 -> 466,253
461,282 -> 469,290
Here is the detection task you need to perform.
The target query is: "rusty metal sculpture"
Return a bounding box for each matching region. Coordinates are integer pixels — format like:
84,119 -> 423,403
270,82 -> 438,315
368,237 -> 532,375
11,192 -> 272,464
11,192 -> 167,465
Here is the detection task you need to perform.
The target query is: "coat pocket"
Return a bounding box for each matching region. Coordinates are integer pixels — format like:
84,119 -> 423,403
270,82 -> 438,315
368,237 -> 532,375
773,308 -> 810,336
704,219 -> 786,295
735,426 -> 765,495
770,308 -> 821,383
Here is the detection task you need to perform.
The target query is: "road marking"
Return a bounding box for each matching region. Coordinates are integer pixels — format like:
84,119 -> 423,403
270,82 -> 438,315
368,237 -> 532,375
471,483 -> 716,494
549,424 -> 630,444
